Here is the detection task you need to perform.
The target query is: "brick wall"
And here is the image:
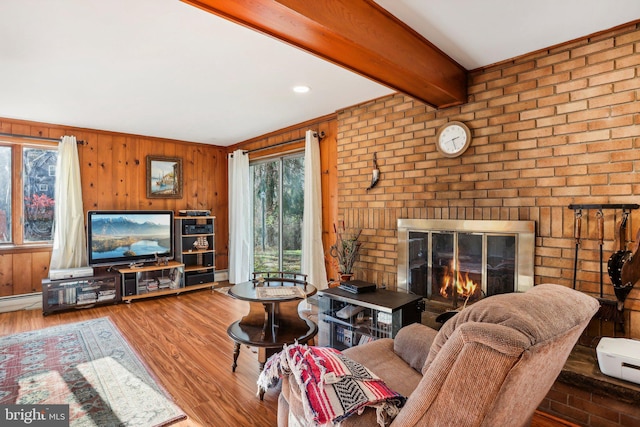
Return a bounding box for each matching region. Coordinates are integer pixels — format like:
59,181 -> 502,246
540,382 -> 640,426
336,22 -> 640,340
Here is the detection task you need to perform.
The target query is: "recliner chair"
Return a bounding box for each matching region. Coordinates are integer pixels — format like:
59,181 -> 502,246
277,284 -> 599,426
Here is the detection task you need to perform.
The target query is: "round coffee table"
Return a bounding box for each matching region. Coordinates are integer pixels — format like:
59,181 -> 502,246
226,278 -> 317,387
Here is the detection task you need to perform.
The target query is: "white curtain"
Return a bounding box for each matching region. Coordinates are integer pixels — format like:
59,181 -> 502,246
301,130 -> 328,289
228,149 -> 251,284
49,135 -> 87,271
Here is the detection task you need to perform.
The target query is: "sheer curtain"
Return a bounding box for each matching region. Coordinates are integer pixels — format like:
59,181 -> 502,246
49,135 -> 87,271
228,150 -> 251,284
301,130 -> 328,289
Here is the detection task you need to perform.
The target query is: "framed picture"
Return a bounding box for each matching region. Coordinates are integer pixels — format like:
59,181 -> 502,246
146,156 -> 183,199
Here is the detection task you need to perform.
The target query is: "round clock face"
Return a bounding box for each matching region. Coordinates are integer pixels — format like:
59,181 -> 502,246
436,121 -> 472,157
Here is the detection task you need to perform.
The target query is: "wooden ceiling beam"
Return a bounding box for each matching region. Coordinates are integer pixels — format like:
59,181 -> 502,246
182,0 -> 467,108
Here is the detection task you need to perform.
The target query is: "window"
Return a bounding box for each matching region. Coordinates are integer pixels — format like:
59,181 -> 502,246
0,140 -> 58,245
251,154 -> 305,272
0,146 -> 11,242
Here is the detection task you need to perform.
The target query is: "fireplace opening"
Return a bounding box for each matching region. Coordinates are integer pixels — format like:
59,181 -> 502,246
399,220 -> 535,310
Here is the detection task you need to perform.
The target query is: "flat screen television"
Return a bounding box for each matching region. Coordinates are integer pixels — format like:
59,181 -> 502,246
87,210 -> 174,267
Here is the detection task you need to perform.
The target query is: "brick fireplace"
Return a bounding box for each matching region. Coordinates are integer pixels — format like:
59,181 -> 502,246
335,22 -> 640,425
336,21 -> 640,341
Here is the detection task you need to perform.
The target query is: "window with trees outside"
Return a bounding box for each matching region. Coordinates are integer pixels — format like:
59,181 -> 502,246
251,153 -> 304,272
0,140 -> 58,245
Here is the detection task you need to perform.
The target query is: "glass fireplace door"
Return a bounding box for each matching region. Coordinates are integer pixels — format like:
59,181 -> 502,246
407,232 -> 428,297
403,227 -> 521,308
398,219 -> 535,303
486,234 -> 516,296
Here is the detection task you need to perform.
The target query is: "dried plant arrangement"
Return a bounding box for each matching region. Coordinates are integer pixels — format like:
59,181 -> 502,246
328,222 -> 362,276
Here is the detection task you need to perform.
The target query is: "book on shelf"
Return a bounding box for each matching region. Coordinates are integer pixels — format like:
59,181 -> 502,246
77,291 -> 98,304
335,326 -> 354,347
158,277 -> 172,289
172,269 -> 182,289
343,329 -> 353,347
358,334 -> 375,345
57,287 -> 77,305
97,289 -> 116,301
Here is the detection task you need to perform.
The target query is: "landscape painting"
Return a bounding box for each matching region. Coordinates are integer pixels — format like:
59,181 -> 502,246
147,156 -> 182,199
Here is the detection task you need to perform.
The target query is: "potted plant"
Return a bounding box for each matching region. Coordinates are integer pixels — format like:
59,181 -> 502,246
328,222 -> 362,281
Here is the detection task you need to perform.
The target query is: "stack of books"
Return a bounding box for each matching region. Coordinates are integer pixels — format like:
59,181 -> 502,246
77,291 -> 97,305
98,289 -> 116,301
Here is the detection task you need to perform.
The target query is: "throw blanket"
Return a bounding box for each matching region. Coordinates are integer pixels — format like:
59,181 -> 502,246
258,344 -> 406,426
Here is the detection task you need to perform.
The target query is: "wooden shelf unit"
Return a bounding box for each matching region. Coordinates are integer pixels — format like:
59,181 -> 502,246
174,215 -> 216,287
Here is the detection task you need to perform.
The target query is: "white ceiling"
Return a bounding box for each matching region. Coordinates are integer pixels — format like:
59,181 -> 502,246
375,0 -> 640,70
1,1 -> 639,146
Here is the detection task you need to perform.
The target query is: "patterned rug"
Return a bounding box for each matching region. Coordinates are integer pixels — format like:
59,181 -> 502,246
0,317 -> 185,427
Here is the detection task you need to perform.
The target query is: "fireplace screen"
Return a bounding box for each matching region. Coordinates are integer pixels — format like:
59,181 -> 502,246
399,220 -> 534,308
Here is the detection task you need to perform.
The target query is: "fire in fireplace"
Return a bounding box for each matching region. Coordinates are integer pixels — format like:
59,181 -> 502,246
398,219 -> 535,309
439,258 -> 481,307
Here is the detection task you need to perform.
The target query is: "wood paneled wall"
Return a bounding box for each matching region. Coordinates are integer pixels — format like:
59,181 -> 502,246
0,117 -> 228,295
228,113 -> 339,281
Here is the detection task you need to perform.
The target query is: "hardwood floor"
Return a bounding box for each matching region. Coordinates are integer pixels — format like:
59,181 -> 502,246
0,288 -> 572,426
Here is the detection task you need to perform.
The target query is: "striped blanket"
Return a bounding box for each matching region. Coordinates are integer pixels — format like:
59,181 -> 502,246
258,344 -> 406,426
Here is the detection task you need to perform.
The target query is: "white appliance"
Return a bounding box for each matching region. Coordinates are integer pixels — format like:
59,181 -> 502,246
596,337 -> 640,385
49,266 -> 94,281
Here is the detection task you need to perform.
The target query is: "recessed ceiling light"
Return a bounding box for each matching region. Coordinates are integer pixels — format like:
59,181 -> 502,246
293,85 -> 311,93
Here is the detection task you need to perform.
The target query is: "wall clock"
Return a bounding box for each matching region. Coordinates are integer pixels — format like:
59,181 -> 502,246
435,121 -> 472,158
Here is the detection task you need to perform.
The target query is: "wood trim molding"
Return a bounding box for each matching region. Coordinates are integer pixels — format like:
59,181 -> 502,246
227,113 -> 336,152
182,0 -> 467,108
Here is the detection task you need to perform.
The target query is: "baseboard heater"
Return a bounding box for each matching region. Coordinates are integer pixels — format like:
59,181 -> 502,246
0,293 -> 42,313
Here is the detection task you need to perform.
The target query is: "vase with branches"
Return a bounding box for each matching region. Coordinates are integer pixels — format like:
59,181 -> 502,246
328,222 -> 361,279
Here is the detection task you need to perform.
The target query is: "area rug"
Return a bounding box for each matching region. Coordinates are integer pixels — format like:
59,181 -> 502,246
0,317 -> 186,427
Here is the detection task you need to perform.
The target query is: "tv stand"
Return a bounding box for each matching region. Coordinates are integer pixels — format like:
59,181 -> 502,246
42,272 -> 120,315
118,260 -> 214,302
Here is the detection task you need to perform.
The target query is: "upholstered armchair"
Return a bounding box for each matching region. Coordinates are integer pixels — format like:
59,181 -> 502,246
276,284 -> 599,427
